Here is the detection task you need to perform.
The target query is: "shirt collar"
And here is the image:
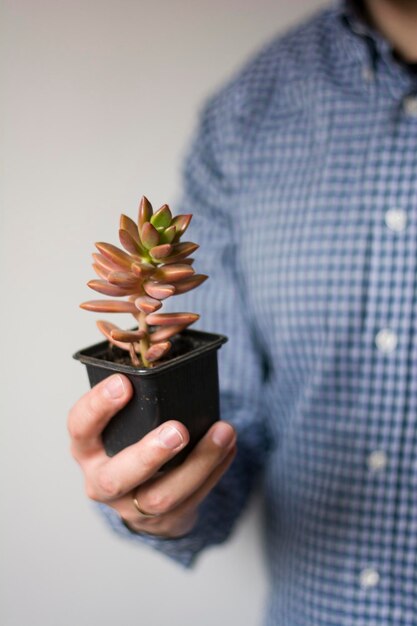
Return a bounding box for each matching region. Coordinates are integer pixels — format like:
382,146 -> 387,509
331,0 -> 417,95
334,0 -> 391,59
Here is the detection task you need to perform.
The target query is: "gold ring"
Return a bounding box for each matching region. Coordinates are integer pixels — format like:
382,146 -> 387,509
132,495 -> 160,518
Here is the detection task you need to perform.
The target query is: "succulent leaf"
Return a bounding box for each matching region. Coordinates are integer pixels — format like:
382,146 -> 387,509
171,214 -> 192,240
140,222 -> 160,250
145,341 -> 171,363
146,312 -> 199,326
96,320 -> 131,350
138,196 -> 153,229
162,242 -> 199,264
95,242 -> 133,270
119,229 -> 143,256
150,204 -> 172,230
120,214 -> 140,243
173,274 -> 208,295
152,263 -> 195,283
134,295 -> 162,314
158,257 -> 194,267
131,262 -> 154,279
87,280 -> 132,297
143,281 -> 175,300
159,225 -> 176,244
92,252 -> 125,273
131,263 -> 143,278
150,324 -> 188,343
80,300 -> 138,313
107,271 -> 140,288
92,262 -> 110,281
149,243 -> 173,260
110,329 -> 146,342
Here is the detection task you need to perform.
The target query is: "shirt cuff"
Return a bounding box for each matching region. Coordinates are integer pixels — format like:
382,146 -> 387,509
95,490 -> 236,569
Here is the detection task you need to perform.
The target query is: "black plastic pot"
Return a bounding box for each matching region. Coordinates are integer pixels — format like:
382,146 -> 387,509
73,329 -> 227,470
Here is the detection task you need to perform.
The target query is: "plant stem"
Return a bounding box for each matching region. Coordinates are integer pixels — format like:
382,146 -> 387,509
137,311 -> 151,367
129,343 -> 140,367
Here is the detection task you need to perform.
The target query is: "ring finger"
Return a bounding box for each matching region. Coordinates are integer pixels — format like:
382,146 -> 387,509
117,445 -> 236,536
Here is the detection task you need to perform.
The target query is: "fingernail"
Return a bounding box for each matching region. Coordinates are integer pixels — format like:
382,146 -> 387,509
211,422 -> 235,448
158,425 -> 184,450
104,375 -> 125,399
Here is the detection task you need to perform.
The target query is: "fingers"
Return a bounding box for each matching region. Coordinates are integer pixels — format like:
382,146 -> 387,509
125,445 -> 237,538
114,421 -> 237,533
68,374 -> 133,459
163,446 -> 237,538
85,421 -> 190,502
69,379 -> 237,540
133,421 -> 236,515
175,444 -> 237,520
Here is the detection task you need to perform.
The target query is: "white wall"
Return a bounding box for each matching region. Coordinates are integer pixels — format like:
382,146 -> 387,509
1,1 -> 327,625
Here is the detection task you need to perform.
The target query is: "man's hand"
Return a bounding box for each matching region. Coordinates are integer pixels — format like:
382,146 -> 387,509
68,374 -> 236,538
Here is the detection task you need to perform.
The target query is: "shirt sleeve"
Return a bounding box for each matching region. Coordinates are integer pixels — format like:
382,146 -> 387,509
96,88 -> 272,568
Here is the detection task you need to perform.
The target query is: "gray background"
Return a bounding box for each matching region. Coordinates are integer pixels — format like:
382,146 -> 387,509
1,1 -> 326,624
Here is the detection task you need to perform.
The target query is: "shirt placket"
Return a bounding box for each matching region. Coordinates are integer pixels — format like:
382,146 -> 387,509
349,72 -> 417,621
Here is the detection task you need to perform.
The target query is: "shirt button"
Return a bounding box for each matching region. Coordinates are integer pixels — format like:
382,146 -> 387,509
367,450 -> 388,472
360,568 -> 380,589
362,66 -> 374,82
403,95 -> 417,117
375,328 -> 398,354
385,208 -> 407,233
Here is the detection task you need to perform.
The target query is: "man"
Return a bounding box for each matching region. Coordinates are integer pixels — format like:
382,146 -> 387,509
68,1 -> 417,623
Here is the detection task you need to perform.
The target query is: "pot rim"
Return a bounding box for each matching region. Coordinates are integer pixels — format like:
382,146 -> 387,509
73,328 -> 227,377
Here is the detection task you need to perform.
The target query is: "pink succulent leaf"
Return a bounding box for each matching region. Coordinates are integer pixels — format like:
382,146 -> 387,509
134,295 -> 162,314
171,214 -> 192,240
140,222 -> 160,250
145,341 -> 172,363
149,243 -> 173,260
143,281 -> 175,300
138,196 -> 153,229
119,229 -> 144,256
172,274 -> 208,295
107,271 -> 141,289
95,242 -> 133,271
172,241 -> 199,255
150,324 -> 188,343
162,242 -> 199,264
130,262 -> 154,279
159,225 -> 176,244
152,263 -> 195,283
150,204 -> 172,230
119,214 -> 140,243
146,312 -> 199,326
80,300 -> 138,313
96,320 -> 131,351
164,257 -> 195,266
87,279 -> 133,297
110,329 -> 146,342
131,263 -> 143,278
92,252 -> 125,273
92,262 -> 110,280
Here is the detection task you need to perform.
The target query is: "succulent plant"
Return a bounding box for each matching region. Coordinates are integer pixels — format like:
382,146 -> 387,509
80,196 -> 207,368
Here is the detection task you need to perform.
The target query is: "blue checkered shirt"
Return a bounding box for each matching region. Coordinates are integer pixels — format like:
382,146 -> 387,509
100,1 -> 417,623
